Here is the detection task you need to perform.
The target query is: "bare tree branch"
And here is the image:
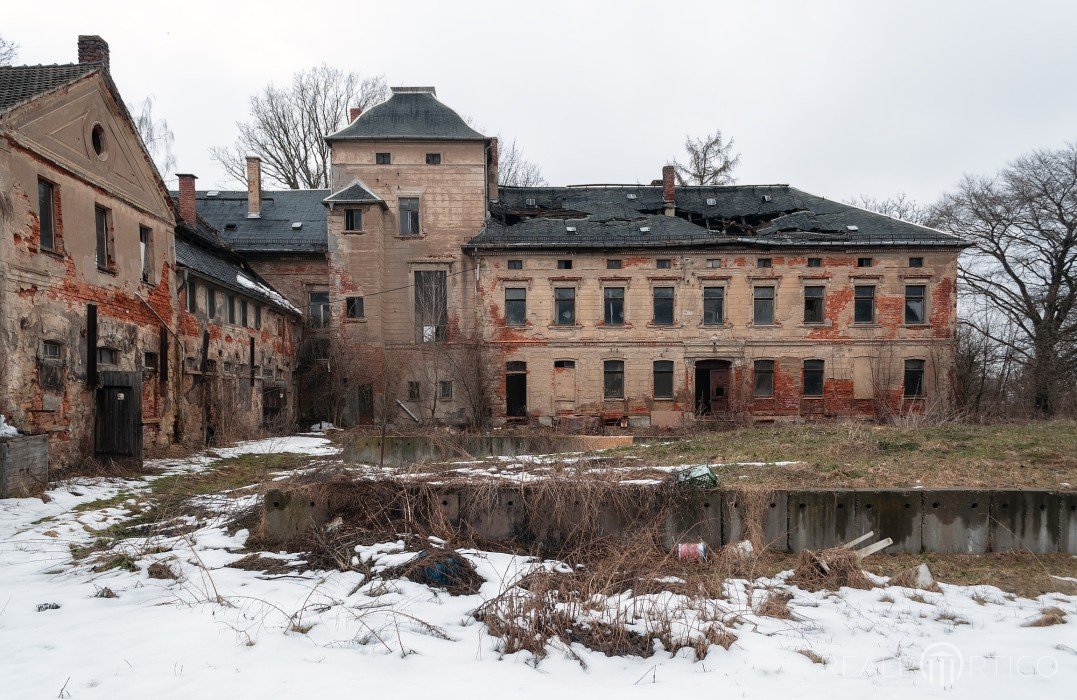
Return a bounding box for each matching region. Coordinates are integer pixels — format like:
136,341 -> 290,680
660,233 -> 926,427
127,96 -> 177,181
0,34 -> 18,66
673,130 -> 740,186
497,137 -> 547,187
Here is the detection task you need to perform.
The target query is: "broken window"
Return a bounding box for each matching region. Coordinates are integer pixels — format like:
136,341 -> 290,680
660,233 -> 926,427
904,359 -> 925,398
228,295 -> 237,324
308,292 -> 329,328
407,381 -> 421,402
186,278 -> 198,313
656,259 -> 672,269
399,197 -> 421,236
807,257 -> 822,268
753,286 -> 775,325
803,286 -> 825,323
652,287 -> 674,325
94,205 -> 113,271
207,288 -> 217,319
38,179 -> 57,251
554,287 -> 576,325
415,270 -> 447,342
604,287 -> 625,325
507,259 -> 523,270
242,300 -> 249,327
703,287 -> 724,325
139,226 -> 153,283
603,360 -> 624,399
803,359 -> 824,396
439,380 -> 452,399
753,359 -> 774,397
346,296 -> 365,319
505,288 -> 526,325
254,305 -> 262,330
854,285 -> 875,323
905,285 -> 926,324
556,259 -> 573,270
426,153 -> 442,165
653,360 -> 674,399
344,209 -> 363,232
376,152 -> 391,164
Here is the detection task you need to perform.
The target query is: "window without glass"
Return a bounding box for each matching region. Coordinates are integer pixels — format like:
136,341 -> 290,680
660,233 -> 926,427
556,259 -> 573,270
653,287 -> 674,325
242,300 -> 249,327
308,292 -> 329,328
653,360 -> 674,399
439,380 -> 453,399
186,278 -> 198,313
604,360 -> 625,399
399,197 -> 420,235
909,257 -> 924,268
854,286 -> 875,323
757,258 -> 772,268
803,359 -> 824,396
376,152 -> 391,164
38,179 -> 56,251
554,287 -> 576,325
207,288 -> 217,319
857,257 -> 873,268
344,209 -> 363,231
554,360 -> 575,369
254,305 -> 262,329
346,296 -> 365,319
407,381 -> 421,401
144,351 -> 158,372
426,153 -> 442,165
505,288 -> 526,325
803,286 -> 825,323
507,259 -> 523,270
904,359 -> 925,397
606,259 -> 622,269
807,257 -> 822,268
753,286 -> 775,325
139,226 -> 152,283
94,205 -> 112,270
228,295 -> 236,324
415,270 -> 447,341
703,287 -> 724,325
656,259 -> 671,269
905,285 -> 926,324
604,287 -> 625,325
754,360 -> 774,397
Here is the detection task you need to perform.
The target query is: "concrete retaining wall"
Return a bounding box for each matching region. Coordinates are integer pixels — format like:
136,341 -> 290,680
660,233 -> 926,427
342,435 -> 639,466
1,434 -> 49,498
263,484 -> 1077,555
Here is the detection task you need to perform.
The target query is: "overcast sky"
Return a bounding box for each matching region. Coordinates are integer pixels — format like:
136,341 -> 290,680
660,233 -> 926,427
6,0 -> 1076,201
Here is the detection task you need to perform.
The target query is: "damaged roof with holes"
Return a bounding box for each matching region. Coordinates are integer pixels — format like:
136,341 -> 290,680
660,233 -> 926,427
325,87 -> 485,141
174,190 -> 330,254
0,63 -> 97,113
324,178 -> 384,206
175,239 -> 300,315
468,185 -> 969,251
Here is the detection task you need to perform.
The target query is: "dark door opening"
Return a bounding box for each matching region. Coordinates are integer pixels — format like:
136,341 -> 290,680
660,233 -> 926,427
263,386 -> 284,428
694,360 -> 731,415
506,362 -> 527,417
355,383 -> 374,424
94,371 -> 143,459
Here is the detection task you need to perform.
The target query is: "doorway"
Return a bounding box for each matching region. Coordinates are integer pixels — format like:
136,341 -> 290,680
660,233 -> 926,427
94,371 -> 143,459
506,361 -> 527,417
553,360 -> 576,413
694,360 -> 731,415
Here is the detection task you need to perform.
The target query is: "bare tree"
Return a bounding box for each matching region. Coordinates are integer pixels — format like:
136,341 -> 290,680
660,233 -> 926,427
211,66 -> 388,189
498,137 -> 547,187
0,35 -> 17,66
673,130 -> 740,186
128,96 -> 177,181
934,143 -> 1077,416
846,192 -> 936,226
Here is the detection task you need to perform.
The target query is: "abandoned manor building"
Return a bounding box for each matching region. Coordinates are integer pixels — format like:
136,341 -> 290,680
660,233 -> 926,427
0,35 -> 968,471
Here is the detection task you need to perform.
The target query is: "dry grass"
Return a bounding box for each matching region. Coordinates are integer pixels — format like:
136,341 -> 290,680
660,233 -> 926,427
382,548 -> 484,596
797,648 -> 829,665
756,590 -> 794,619
1025,607 -> 1067,627
789,548 -> 874,592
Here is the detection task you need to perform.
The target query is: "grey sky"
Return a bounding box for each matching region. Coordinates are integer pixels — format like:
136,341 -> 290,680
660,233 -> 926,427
6,0 -> 1076,202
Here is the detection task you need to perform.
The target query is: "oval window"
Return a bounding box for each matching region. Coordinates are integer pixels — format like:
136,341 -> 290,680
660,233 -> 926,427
91,124 -> 106,156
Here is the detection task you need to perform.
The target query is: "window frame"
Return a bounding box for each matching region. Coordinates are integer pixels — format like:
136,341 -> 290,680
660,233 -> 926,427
346,296 -> 365,319
139,225 -> 153,284
909,256 -> 924,268
753,359 -> 775,397
753,285 -> 775,325
207,287 -> 217,319
904,284 -> 927,325
308,291 -> 330,328
807,257 -> 822,268
556,259 -> 573,270
375,152 -> 391,165
656,258 -> 672,269
803,285 -> 825,324
94,204 -> 114,271
702,286 -> 725,326
38,178 -> 58,252
507,259 -> 523,270
652,286 -> 675,325
606,259 -> 622,270
857,257 -> 874,268
653,360 -> 674,399
603,286 -> 625,326
904,359 -> 926,398
505,287 -> 527,326
344,208 -> 363,232
854,285 -> 876,324
439,379 -> 453,400
803,359 -> 825,397
407,381 -> 421,402
757,258 -> 772,268
603,359 -> 625,400
186,278 -> 198,313
425,153 -> 442,165
399,197 -> 421,236
42,340 -> 62,360
553,287 -> 576,326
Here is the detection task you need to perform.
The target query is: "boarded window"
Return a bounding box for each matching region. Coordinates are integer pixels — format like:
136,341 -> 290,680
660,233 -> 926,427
905,285 -> 926,324
653,287 -> 674,325
803,359 -> 824,396
904,359 -> 925,397
346,296 -> 365,319
653,360 -> 674,399
554,287 -> 575,325
604,360 -> 624,399
803,286 -> 825,323
754,360 -> 774,397
38,179 -> 57,251
854,286 -> 875,323
399,197 -> 420,235
753,286 -> 775,325
703,287 -> 724,325
505,288 -> 526,325
604,287 -> 625,325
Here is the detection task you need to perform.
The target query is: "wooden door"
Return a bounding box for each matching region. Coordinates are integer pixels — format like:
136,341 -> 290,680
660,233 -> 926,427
709,365 -> 730,414
95,386 -> 137,456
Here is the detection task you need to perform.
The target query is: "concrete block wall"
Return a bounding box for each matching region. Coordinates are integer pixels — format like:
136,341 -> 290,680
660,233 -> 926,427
1,434 -> 49,497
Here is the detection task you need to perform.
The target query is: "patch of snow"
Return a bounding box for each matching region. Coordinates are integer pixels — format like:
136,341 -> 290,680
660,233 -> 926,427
0,414 -> 18,438
235,272 -> 301,314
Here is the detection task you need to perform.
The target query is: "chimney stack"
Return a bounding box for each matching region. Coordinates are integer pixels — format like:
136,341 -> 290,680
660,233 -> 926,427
487,137 -> 500,202
177,174 -> 197,224
246,156 -> 262,219
662,165 -> 676,216
349,107 -> 363,122
77,35 -> 110,72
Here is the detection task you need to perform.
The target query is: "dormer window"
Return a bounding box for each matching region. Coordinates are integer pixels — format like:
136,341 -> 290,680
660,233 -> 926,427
376,152 -> 391,165
426,153 -> 442,165
344,209 -> 363,232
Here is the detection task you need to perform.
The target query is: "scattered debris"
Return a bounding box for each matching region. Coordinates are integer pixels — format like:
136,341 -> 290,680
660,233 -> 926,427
789,547 -> 874,591
147,561 -> 179,580
674,464 -> 718,487
93,586 -> 118,599
673,542 -> 707,562
757,590 -> 794,619
36,603 -> 60,612
891,562 -> 942,592
384,549 -> 484,596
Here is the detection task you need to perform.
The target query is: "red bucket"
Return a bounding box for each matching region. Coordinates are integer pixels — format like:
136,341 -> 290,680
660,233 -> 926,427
675,542 -> 706,562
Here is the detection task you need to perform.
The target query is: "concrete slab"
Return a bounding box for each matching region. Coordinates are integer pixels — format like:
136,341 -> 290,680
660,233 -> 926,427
721,490 -> 788,551
853,490 -> 922,553
921,490 -> 989,554
788,490 -> 855,551
263,488 -> 328,543
459,487 -> 527,542
989,490 -> 1059,553
665,490 -> 723,549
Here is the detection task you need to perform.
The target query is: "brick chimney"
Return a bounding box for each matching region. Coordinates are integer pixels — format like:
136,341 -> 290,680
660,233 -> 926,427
77,35 -> 110,71
177,174 -> 197,224
662,165 -> 676,216
349,107 -> 363,122
246,156 -> 262,219
487,137 -> 499,202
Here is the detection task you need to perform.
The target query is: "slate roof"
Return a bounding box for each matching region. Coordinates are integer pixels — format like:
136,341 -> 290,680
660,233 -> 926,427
175,238 -> 299,315
324,178 -> 384,206
326,87 -> 485,141
182,189 -> 330,254
0,63 -> 97,114
468,185 -> 969,251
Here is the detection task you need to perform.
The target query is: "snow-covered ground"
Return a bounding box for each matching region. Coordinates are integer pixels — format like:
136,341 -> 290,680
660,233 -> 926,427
1,436 -> 1074,699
